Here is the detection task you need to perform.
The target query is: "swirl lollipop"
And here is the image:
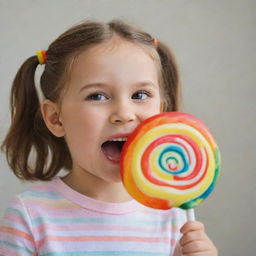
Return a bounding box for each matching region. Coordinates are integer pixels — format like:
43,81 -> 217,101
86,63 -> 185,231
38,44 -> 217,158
120,112 -> 220,220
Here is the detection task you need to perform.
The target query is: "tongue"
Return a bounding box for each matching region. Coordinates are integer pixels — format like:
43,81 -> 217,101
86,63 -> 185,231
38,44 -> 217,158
102,142 -> 122,162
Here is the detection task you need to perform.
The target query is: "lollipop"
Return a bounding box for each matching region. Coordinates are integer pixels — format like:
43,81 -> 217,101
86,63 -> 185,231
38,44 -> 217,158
120,112 -> 220,219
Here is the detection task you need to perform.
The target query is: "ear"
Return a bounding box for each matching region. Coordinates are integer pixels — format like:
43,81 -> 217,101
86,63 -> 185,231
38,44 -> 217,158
40,99 -> 65,137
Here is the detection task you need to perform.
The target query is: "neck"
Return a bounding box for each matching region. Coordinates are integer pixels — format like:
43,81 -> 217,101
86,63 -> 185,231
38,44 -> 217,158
61,169 -> 132,203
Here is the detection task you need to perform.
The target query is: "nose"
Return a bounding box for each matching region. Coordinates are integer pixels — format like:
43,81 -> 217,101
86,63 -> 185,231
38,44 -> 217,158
109,100 -> 136,125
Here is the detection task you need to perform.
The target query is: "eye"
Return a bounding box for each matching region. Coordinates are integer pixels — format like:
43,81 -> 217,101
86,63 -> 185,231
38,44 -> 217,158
132,90 -> 151,100
86,93 -> 108,101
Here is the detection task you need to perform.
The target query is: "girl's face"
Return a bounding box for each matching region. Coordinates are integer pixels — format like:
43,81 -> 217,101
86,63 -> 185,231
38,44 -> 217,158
54,38 -> 162,185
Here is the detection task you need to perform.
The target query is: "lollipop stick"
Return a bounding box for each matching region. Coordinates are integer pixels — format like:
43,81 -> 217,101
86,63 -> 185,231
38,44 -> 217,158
186,208 -> 195,221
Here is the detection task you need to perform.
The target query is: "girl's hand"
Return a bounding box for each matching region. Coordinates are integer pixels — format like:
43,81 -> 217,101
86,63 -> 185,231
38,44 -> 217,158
174,221 -> 218,256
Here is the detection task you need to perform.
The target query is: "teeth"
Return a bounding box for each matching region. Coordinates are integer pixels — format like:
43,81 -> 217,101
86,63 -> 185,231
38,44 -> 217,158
110,138 -> 127,142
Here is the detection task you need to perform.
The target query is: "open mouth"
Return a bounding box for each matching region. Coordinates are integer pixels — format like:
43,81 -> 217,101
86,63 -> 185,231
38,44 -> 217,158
101,138 -> 127,163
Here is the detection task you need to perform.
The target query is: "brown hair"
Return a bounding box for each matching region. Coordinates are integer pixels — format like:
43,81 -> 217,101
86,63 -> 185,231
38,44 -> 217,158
1,19 -> 181,181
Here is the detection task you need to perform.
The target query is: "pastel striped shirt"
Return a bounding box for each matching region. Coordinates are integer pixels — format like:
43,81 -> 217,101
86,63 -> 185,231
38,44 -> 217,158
0,178 -> 186,256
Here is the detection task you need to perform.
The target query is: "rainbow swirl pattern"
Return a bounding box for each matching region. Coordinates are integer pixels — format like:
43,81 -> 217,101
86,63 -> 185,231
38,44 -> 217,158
120,112 -> 220,210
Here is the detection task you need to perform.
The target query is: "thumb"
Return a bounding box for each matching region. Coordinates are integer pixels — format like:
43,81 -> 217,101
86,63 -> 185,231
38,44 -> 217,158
173,242 -> 182,256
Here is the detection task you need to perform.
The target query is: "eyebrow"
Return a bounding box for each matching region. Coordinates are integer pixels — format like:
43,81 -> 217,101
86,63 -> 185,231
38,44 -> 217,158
79,83 -> 106,93
79,81 -> 158,93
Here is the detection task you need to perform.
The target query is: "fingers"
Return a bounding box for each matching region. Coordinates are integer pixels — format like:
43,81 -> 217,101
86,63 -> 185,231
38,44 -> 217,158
181,240 -> 211,253
180,229 -> 209,246
180,221 -> 205,234
181,253 -> 216,256
178,221 -> 218,256
180,238 -> 217,256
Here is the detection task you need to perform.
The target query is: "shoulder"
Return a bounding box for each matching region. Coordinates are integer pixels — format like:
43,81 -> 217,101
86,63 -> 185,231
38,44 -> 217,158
0,181 -> 61,254
6,178 -> 63,213
19,179 -> 62,198
14,179 -> 62,202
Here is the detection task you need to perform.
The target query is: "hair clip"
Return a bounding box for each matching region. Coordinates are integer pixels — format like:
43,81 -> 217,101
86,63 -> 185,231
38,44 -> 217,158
153,39 -> 158,47
36,50 -> 47,65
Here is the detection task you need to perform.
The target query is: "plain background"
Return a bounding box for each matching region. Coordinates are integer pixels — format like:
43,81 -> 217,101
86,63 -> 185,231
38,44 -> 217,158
0,0 -> 255,255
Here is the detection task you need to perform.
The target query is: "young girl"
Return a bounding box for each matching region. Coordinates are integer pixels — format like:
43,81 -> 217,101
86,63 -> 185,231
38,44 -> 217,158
0,20 -> 217,256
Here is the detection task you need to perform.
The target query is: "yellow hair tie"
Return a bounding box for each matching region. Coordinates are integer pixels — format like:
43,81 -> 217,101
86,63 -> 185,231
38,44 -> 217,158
36,50 -> 47,65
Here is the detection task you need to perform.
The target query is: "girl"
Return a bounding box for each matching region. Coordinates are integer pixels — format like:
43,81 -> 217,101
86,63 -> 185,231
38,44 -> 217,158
0,20 -> 217,256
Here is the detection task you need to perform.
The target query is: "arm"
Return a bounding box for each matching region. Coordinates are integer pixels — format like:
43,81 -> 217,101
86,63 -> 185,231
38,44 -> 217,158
173,221 -> 217,256
0,196 -> 36,255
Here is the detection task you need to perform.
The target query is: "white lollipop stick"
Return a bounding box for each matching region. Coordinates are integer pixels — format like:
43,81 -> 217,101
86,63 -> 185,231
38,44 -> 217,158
186,208 -> 195,221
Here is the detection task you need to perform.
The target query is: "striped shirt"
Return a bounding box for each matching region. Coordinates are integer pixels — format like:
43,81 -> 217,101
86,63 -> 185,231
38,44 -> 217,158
0,177 -> 186,256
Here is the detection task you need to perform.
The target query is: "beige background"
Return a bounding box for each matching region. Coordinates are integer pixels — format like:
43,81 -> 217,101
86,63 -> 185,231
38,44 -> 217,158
0,0 -> 255,255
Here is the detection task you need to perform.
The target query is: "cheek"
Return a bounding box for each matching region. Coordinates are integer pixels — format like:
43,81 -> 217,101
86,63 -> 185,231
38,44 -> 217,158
62,105 -> 100,132
63,120 -> 99,163
61,112 -> 95,145
65,118 -> 96,140
145,99 -> 162,116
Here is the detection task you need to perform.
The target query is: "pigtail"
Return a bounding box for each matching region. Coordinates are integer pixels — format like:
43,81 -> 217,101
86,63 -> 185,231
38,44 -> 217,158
1,57 -> 69,180
156,41 -> 181,112
2,56 -> 41,179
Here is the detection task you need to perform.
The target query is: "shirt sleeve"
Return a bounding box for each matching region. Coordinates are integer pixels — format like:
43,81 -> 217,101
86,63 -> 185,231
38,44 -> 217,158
0,196 -> 36,256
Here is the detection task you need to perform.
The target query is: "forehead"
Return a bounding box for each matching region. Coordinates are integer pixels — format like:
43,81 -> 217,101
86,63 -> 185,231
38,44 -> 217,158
69,37 -> 159,82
